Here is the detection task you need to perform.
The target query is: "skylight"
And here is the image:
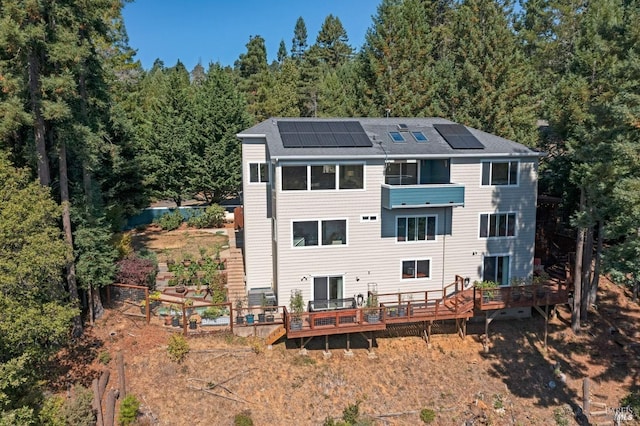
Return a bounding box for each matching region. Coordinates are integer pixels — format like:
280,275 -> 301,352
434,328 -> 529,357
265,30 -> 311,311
389,131 -> 405,142
411,131 -> 428,142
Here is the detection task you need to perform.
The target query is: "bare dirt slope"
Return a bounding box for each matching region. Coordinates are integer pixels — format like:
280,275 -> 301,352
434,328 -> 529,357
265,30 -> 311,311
50,228 -> 640,425
50,278 -> 638,426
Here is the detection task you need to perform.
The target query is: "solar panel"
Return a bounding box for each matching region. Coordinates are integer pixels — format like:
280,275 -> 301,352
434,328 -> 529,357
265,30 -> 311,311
278,120 -> 373,148
433,124 -> 484,149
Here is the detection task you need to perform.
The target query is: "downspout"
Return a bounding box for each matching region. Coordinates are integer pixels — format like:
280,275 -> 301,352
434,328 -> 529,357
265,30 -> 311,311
442,207 -> 447,289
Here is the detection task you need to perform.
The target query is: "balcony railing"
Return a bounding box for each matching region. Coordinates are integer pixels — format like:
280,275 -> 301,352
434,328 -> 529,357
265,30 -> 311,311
381,183 -> 465,209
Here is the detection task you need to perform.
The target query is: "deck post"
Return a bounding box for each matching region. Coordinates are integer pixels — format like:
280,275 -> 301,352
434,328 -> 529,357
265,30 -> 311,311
544,303 -> 549,349
323,335 -> 331,358
484,312 -> 492,353
344,333 -> 354,357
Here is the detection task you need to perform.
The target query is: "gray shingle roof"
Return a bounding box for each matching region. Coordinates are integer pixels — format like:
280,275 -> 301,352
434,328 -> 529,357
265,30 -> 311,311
237,117 -> 542,160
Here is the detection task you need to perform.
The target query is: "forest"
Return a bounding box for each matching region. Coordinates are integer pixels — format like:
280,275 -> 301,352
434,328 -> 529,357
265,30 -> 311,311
0,0 -> 639,423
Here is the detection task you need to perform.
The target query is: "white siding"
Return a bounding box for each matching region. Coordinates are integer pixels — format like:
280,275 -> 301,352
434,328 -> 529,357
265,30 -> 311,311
271,157 -> 539,306
241,139 -> 273,292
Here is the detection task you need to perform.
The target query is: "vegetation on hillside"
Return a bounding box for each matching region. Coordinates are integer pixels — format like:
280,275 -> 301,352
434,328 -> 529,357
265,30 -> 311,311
1,0 -> 639,421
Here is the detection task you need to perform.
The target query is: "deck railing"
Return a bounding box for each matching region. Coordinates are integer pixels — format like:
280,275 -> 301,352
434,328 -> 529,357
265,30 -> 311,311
474,281 -> 569,310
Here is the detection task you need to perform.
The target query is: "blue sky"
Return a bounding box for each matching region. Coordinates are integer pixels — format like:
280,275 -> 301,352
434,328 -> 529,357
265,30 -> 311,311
122,0 -> 381,71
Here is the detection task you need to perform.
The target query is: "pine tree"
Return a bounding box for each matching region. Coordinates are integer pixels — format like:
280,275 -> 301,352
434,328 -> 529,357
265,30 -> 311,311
291,16 -> 308,60
315,14 -> 353,68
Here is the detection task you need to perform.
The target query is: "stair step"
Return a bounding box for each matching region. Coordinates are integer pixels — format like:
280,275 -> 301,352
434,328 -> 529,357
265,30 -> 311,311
265,325 -> 286,345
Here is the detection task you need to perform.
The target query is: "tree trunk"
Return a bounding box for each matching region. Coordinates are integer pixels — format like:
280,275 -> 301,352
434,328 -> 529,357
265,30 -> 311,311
28,52 -> 50,186
60,141 -> 83,337
581,226 -> 594,321
589,221 -> 603,305
92,286 -> 105,321
88,286 -> 94,325
572,190 -> 586,333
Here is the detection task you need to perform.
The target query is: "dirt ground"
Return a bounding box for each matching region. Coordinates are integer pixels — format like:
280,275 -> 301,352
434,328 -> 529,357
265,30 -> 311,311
49,229 -> 640,426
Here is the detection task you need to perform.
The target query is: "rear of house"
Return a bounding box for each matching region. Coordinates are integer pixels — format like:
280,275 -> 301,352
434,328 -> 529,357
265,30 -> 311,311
237,118 -> 542,313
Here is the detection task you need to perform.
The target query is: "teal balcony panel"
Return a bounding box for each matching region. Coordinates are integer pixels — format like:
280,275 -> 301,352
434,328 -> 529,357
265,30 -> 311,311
382,184 -> 465,209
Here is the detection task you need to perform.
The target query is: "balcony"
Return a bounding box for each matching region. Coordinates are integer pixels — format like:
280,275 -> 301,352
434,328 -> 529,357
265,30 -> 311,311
381,183 -> 465,209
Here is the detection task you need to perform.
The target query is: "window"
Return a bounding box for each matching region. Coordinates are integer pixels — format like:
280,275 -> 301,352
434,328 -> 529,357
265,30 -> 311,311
397,216 -> 436,242
385,162 -> 417,185
389,131 -> 405,142
339,164 -> 364,189
293,221 -> 317,246
402,259 -> 430,279
311,165 -> 336,190
282,165 -> 307,190
479,213 -> 516,238
292,219 -> 347,247
249,163 -> 269,183
282,164 -> 364,191
482,161 -> 518,186
483,255 -> 510,286
411,131 -> 428,142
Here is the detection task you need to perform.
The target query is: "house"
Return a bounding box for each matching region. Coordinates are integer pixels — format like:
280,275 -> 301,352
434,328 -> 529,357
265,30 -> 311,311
237,118 -> 543,317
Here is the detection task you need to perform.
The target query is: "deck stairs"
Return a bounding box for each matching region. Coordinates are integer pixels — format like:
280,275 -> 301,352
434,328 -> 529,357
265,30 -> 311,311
264,324 -> 286,345
442,288 -> 475,315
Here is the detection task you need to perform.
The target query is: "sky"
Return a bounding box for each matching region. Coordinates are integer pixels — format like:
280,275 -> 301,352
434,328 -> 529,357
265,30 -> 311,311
122,0 -> 381,71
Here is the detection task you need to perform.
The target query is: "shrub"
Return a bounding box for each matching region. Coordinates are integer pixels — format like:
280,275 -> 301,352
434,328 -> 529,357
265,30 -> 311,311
187,204 -> 225,229
62,385 -> 94,426
167,334 -> 189,363
116,255 -> 157,287
118,394 -> 140,426
98,351 -> 111,365
420,408 -> 436,424
112,232 -> 133,259
621,390 -> 640,419
233,410 -> 254,426
39,395 -> 65,426
154,210 -> 183,231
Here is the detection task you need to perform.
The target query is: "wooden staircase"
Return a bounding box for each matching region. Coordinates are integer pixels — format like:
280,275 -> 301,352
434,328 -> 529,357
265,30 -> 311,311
443,289 -> 474,314
224,247 -> 245,304
265,325 -> 286,345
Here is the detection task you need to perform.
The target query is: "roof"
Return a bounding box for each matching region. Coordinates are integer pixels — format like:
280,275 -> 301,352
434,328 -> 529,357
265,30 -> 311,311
237,117 -> 543,160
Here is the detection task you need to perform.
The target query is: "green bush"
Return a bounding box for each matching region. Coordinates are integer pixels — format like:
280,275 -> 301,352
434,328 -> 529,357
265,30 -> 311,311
420,408 -> 436,424
98,351 -> 112,365
39,396 -> 65,426
154,210 -> 183,231
233,410 -> 254,426
167,334 -> 189,363
621,390 -> 640,419
62,385 -> 94,426
118,394 -> 140,425
187,204 -> 225,229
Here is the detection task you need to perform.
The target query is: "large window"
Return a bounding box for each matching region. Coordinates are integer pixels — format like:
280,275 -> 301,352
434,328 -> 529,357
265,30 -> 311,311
481,161 -> 518,186
292,219 -> 346,247
249,163 -> 269,183
397,216 -> 436,242
483,255 -> 510,286
479,213 -> 516,238
402,259 -> 431,279
282,164 -> 363,191
339,164 -> 364,189
311,165 -> 336,190
385,162 -> 417,185
282,165 -> 307,190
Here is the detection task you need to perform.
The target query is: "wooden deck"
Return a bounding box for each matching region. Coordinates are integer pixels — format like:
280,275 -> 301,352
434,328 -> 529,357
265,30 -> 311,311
283,276 -> 571,341
475,281 -> 569,311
